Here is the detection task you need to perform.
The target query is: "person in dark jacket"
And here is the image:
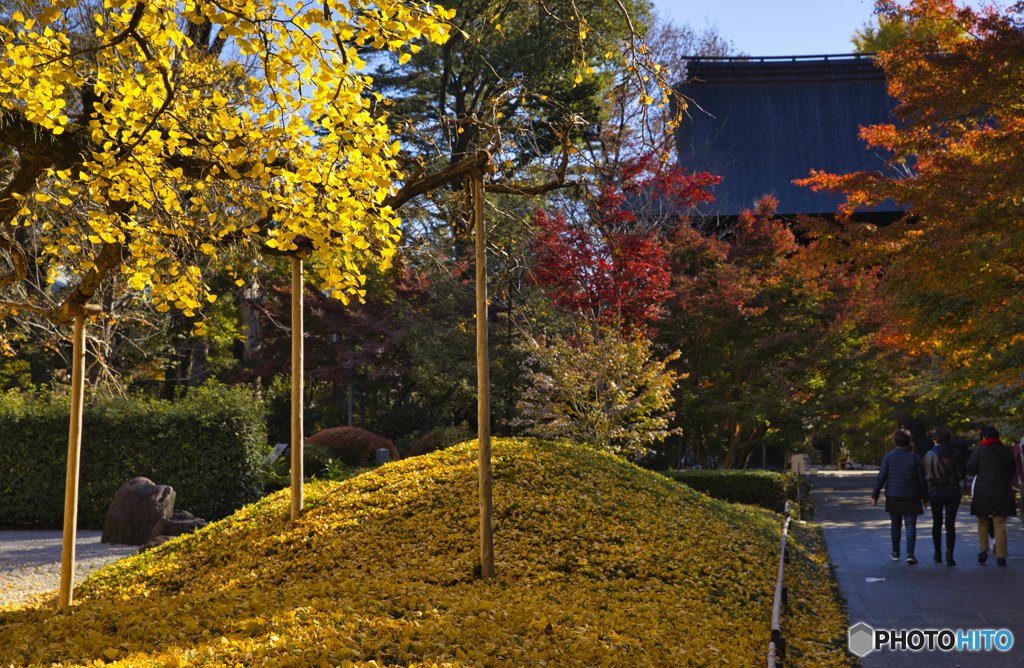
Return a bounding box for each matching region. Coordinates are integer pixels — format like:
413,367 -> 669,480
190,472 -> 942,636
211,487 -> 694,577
967,425 -> 1017,566
873,429 -> 930,564
924,428 -> 966,566
1013,432 -> 1024,524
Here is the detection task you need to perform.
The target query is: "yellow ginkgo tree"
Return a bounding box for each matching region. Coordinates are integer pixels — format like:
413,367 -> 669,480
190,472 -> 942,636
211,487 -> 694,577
0,0 -> 455,322
0,0 -> 457,607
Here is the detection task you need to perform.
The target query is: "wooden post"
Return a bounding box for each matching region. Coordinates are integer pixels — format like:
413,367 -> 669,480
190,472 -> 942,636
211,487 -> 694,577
291,256 -> 304,520
471,168 -> 494,579
59,304 -> 101,608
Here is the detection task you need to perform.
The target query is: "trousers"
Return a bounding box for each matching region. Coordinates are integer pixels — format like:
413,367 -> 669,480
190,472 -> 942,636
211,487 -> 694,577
890,513 -> 918,555
931,496 -> 960,555
976,514 -> 1008,558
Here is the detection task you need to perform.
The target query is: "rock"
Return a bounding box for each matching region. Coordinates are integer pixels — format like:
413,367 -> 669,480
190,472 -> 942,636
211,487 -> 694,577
172,510 -> 195,521
139,535 -> 174,553
146,516 -> 209,543
101,477 -> 175,545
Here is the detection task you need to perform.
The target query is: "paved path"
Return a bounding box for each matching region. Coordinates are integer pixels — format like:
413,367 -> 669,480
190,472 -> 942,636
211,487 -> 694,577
0,531 -> 136,607
812,471 -> 1024,667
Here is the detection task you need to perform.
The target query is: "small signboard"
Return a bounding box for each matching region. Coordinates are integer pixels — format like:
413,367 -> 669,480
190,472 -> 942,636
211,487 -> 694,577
268,442 -> 289,463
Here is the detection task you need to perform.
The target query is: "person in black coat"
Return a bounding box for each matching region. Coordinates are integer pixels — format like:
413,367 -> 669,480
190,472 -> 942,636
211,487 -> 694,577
924,428 -> 966,566
873,429 -> 930,564
968,425 -> 1017,566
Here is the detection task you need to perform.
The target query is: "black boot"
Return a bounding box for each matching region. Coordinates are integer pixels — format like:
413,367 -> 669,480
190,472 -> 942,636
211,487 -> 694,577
946,551 -> 956,567
934,551 -> 942,563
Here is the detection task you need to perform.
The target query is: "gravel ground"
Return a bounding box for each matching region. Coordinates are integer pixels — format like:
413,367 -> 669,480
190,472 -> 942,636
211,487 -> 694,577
0,531 -> 137,608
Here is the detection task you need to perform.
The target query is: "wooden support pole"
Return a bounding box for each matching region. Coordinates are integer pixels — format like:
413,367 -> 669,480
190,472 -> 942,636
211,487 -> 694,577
472,168 -> 495,579
291,256 -> 304,521
348,360 -> 354,428
59,304 -> 100,608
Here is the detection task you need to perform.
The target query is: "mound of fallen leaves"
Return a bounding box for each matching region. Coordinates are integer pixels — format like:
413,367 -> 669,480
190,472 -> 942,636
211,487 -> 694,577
0,439 -> 855,668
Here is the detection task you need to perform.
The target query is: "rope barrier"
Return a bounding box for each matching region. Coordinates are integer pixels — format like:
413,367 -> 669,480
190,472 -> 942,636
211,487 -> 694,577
768,502 -> 792,667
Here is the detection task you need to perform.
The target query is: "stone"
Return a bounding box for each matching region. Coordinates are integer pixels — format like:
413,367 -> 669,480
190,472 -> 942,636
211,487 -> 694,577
101,477 -> 175,545
146,515 -> 209,543
139,535 -> 174,553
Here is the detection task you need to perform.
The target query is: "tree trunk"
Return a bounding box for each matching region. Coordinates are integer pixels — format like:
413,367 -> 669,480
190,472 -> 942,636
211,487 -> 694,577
186,335 -> 209,387
235,267 -> 263,381
722,422 -> 759,469
691,428 -> 706,469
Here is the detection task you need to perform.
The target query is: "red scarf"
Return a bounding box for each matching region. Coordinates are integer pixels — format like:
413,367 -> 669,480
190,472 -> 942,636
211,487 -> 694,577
980,437 -> 1002,447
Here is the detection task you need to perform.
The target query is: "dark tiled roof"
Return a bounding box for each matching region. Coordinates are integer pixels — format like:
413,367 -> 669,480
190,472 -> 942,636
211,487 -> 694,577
675,54 -> 902,217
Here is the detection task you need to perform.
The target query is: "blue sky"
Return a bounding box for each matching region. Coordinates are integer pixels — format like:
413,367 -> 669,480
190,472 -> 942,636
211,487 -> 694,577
652,0 -> 878,56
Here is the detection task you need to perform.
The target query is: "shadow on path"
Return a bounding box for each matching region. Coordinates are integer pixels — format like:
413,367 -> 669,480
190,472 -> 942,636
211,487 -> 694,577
812,472 -> 1024,667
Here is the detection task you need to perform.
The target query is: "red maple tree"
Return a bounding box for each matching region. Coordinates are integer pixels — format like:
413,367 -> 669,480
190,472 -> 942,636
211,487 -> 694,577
529,153 -> 719,334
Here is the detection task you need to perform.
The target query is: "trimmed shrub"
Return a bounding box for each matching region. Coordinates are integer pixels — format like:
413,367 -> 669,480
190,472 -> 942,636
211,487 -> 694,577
409,425 -> 474,457
306,427 -> 399,467
0,384 -> 267,530
662,469 -> 815,518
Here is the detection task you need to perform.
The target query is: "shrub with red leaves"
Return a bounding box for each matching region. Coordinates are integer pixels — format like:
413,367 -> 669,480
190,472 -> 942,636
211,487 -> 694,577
306,427 -> 400,467
409,426 -> 474,457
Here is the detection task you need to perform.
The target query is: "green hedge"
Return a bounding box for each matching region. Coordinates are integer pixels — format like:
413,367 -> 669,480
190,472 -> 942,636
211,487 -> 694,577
0,384 -> 267,530
661,469 -> 815,519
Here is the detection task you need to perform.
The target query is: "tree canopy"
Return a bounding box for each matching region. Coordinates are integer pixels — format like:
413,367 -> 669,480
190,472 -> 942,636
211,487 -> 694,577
0,0 -> 452,331
372,0 -> 647,164
850,0 -> 962,52
802,0 -> 1024,404
657,198 -> 892,467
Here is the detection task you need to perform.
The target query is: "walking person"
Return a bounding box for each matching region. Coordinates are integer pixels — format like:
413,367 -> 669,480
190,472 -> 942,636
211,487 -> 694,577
968,425 -> 1016,566
924,428 -> 966,565
872,429 -> 930,564
1014,434 -> 1024,524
